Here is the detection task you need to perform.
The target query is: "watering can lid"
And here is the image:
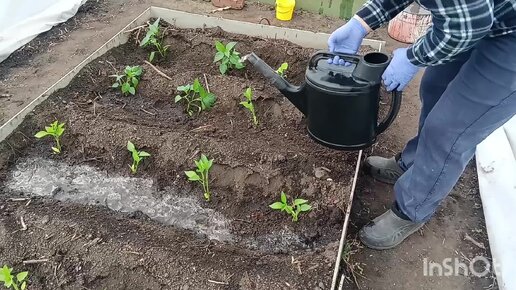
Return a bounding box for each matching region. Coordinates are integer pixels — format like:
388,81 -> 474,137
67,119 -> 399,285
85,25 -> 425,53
306,52 -> 368,92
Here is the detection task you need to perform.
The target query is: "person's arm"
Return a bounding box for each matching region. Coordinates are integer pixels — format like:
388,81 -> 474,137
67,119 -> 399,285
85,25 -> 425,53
408,0 -> 494,66
355,0 -> 414,30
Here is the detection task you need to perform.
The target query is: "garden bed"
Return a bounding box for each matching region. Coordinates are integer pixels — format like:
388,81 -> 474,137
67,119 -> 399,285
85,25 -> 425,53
0,12 -> 370,289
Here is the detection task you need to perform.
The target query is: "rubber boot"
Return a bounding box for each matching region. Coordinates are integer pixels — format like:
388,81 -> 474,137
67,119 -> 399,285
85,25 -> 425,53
363,153 -> 405,184
359,204 -> 425,250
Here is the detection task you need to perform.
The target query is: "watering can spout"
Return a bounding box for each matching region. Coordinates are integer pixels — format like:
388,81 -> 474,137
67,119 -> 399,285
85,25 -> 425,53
243,53 -> 307,114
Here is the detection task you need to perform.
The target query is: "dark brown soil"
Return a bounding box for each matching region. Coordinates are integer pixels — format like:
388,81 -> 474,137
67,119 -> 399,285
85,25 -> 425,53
0,24 -> 366,289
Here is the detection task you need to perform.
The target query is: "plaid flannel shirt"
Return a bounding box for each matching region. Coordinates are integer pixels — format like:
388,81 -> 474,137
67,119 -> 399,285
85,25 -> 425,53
356,0 -> 516,66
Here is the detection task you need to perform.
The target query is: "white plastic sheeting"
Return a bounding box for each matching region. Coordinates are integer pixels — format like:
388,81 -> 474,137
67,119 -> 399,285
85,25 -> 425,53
0,0 -> 86,63
476,116 -> 516,290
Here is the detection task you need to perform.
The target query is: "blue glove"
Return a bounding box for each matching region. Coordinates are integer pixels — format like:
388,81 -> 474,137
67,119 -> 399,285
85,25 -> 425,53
382,47 -> 420,91
327,17 -> 368,65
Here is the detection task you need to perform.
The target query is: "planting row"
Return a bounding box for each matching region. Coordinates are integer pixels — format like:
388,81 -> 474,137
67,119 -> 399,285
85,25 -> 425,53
31,18 -> 310,222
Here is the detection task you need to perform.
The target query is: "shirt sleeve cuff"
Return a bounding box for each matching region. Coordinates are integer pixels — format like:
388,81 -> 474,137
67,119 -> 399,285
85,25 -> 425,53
355,7 -> 382,30
406,46 -> 427,67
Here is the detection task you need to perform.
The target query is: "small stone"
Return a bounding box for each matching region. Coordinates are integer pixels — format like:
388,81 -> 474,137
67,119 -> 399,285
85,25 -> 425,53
314,168 -> 326,179
314,167 -> 331,179
40,215 -> 50,225
318,282 -> 325,288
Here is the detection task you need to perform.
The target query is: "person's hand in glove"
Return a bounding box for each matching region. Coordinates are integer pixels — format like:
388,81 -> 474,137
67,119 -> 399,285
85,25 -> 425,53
382,47 -> 420,91
327,17 -> 369,65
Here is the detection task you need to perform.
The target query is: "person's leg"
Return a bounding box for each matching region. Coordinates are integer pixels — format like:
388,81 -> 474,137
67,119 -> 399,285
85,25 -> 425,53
396,33 -> 516,222
364,51 -> 472,183
399,51 -> 472,170
360,32 -> 516,249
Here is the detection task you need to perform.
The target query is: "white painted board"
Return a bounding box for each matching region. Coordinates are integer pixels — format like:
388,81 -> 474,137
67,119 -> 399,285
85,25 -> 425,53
476,115 -> 516,290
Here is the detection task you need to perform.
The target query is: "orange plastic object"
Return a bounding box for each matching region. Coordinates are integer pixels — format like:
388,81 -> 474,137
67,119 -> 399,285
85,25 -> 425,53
387,4 -> 431,43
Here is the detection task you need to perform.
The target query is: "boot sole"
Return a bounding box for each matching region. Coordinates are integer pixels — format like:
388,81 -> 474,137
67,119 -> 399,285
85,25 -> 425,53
359,223 -> 425,250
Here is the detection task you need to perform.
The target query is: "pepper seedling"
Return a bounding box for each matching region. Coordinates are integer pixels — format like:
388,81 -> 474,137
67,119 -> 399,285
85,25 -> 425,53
127,141 -> 151,174
269,192 -> 312,222
0,265 -> 29,290
140,18 -> 170,62
175,78 -> 216,116
111,66 -> 143,96
34,120 -> 65,154
185,154 -> 214,201
213,41 -> 245,75
240,87 -> 258,126
276,62 -> 289,77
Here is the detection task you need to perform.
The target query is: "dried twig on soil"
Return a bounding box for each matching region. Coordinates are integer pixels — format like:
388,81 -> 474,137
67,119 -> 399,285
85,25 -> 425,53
20,216 -> 27,231
9,198 -> 30,202
83,237 -> 102,249
23,258 -> 49,265
210,6 -> 232,13
203,74 -> 211,93
190,125 -> 214,133
105,60 -> 117,73
291,256 -> 303,275
464,233 -> 486,249
207,279 -> 229,285
144,60 -> 172,80
123,24 -> 148,34
141,107 -> 156,116
123,251 -> 142,255
0,93 -> 12,98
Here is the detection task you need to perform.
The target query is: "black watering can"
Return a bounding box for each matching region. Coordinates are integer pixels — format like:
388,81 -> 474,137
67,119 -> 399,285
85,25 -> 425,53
245,51 -> 402,151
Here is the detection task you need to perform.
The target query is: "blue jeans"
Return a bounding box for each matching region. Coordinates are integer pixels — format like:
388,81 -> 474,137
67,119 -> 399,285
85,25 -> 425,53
394,32 -> 516,223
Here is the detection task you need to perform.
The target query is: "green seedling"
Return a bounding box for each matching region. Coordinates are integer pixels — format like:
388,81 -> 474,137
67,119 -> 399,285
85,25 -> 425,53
34,120 -> 65,154
185,154 -> 214,201
140,18 -> 170,62
127,141 -> 151,174
213,41 -> 245,75
175,78 -> 216,116
111,66 -> 143,96
269,192 -> 312,222
276,62 -> 289,77
240,87 -> 258,126
0,265 -> 28,290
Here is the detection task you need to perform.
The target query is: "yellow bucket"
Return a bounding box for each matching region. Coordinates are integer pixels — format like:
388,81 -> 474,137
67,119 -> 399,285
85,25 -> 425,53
276,0 -> 295,21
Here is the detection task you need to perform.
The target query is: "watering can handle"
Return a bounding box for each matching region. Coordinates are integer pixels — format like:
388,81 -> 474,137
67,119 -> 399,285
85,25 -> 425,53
377,90 -> 402,134
308,51 -> 361,69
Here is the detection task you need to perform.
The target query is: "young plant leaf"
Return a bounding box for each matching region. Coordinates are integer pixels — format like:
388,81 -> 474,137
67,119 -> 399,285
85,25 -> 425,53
200,93 -> 216,110
16,272 -> 28,282
280,192 -> 287,204
269,202 -> 285,209
294,199 -> 308,206
185,171 -> 201,181
299,204 -> 312,211
127,141 -> 135,152
215,41 -> 226,52
219,63 -> 228,75
34,131 -> 49,138
214,52 -> 225,63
